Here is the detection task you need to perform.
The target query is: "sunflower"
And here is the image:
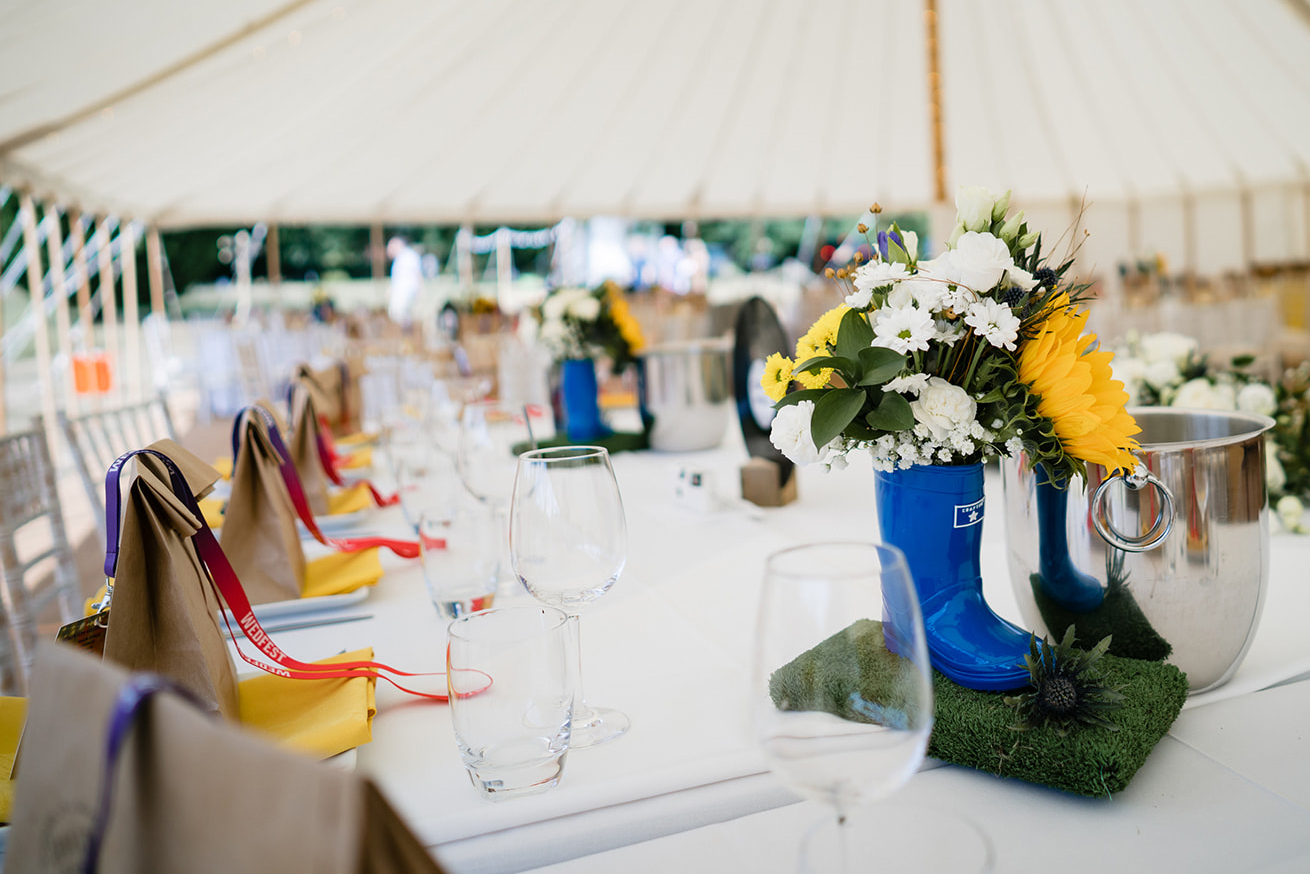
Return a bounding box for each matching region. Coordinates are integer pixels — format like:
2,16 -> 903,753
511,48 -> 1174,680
1019,295 -> 1140,473
606,289 -> 645,353
760,353 -> 795,402
793,304 -> 848,390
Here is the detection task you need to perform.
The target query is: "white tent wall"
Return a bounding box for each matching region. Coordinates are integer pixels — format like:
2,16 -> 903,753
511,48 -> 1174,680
2,0 -> 1310,263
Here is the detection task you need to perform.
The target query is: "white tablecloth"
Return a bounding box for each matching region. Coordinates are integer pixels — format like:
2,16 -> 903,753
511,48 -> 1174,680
257,427 -> 1310,873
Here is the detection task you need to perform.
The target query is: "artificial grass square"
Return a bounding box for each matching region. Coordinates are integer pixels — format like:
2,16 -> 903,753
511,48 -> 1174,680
769,619 -> 1189,797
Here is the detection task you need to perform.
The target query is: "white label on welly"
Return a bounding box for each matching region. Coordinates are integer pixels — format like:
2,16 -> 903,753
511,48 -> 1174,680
953,497 -> 984,528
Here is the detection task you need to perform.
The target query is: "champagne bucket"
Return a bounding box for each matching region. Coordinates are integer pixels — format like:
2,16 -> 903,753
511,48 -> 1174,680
1001,408 -> 1274,693
637,338 -> 733,452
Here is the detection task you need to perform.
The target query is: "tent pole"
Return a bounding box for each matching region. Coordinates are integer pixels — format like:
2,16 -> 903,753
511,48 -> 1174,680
18,193 -> 58,454
145,227 -> 167,319
95,218 -> 121,404
925,0 -> 946,202
267,223 -> 282,310
69,209 -> 93,350
120,223 -> 143,402
370,223 -> 386,289
42,204 -> 77,413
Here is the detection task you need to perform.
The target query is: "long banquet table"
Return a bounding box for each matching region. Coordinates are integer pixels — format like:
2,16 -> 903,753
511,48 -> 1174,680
251,426 -> 1310,874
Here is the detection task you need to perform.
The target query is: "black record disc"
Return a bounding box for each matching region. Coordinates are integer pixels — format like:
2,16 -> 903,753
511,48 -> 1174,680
732,296 -> 795,486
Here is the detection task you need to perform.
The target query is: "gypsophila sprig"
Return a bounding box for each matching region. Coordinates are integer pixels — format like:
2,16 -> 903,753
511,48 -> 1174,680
535,281 -> 644,370
763,185 -> 1141,483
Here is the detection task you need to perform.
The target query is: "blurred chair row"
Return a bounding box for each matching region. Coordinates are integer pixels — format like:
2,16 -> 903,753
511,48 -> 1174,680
0,395 -> 177,696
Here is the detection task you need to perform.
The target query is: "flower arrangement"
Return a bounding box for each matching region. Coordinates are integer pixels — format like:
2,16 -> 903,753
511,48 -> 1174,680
762,186 -> 1140,484
536,281 -> 645,370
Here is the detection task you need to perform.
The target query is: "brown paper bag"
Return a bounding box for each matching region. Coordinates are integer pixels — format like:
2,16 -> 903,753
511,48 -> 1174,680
290,381 -> 332,517
295,362 -> 345,431
220,406 -> 306,604
7,643 -> 444,874
102,440 -> 240,720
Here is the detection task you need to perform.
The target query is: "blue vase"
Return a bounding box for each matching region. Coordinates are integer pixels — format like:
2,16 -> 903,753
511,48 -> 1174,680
561,358 -> 605,442
874,462 -> 1032,691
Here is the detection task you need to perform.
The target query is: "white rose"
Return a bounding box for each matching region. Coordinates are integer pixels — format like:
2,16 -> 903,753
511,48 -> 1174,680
1237,382 -> 1277,417
955,186 -> 998,233
1172,378 -> 1236,410
538,319 -> 570,348
1004,264 -> 1038,291
950,232 -> 1014,292
909,377 -> 977,441
568,295 -> 601,321
542,295 -> 569,320
769,401 -> 823,465
900,230 -> 919,261
1275,494 -> 1303,533
1139,332 -> 1198,366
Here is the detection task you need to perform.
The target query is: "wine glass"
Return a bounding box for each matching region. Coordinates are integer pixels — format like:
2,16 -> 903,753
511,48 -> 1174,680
754,542 -> 936,872
509,445 -> 628,747
457,399 -> 547,596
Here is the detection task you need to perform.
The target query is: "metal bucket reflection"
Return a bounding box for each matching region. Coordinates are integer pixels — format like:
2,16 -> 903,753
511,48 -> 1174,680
1001,408 -> 1274,693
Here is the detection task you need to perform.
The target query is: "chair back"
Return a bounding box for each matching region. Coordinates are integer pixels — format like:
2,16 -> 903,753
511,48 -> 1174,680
0,419 -> 81,694
57,395 -> 177,547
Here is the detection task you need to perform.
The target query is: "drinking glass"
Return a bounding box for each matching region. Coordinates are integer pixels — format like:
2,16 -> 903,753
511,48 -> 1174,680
754,542 -> 935,871
509,445 -> 628,747
419,501 -> 499,619
395,446 -> 459,532
447,605 -> 573,801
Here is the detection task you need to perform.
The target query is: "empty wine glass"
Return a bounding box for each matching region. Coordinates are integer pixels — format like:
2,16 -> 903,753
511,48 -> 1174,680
509,445 -> 628,747
754,542 -> 935,872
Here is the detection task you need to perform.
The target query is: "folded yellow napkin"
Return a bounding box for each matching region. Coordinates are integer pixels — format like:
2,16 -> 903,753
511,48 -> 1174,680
0,696 -> 27,822
335,431 -> 378,448
328,481 -> 373,515
337,446 -> 373,470
199,496 -> 226,529
213,457 -> 234,481
239,648 -> 377,760
302,548 -> 384,599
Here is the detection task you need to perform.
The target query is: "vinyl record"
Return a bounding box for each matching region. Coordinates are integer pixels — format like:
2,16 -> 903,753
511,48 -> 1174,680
732,297 -> 794,486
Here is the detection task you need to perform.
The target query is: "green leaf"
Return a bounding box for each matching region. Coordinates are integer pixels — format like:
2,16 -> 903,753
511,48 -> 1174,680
811,389 -> 866,448
773,389 -> 828,410
794,356 -> 835,374
865,391 -> 914,431
835,309 -> 875,359
855,347 -> 907,386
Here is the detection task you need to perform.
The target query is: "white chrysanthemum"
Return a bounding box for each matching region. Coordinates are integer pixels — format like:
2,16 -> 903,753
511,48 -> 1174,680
963,298 -> 1021,350
568,295 -> 601,321
900,277 -> 947,312
885,373 -> 931,395
934,318 -> 967,347
845,286 -> 874,309
852,260 -> 911,292
871,304 -> 935,353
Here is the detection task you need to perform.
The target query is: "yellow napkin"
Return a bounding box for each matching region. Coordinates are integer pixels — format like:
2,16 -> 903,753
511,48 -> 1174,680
213,456 -> 234,481
302,549 -> 384,600
239,648 -> 377,760
335,431 -> 378,448
337,446 -> 373,470
0,696 -> 28,822
328,481 -> 373,515
198,496 -> 226,529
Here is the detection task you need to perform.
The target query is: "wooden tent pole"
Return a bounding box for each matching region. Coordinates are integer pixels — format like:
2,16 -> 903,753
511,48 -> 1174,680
96,218 -> 122,404
120,223 -> 143,402
42,204 -> 78,413
267,223 -> 282,285
145,227 -> 167,318
370,223 -> 386,288
925,0 -> 946,203
18,193 -> 58,450
69,210 -> 94,349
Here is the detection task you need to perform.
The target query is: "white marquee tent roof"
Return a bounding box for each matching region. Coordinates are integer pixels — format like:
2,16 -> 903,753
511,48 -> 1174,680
3,0 -> 1310,271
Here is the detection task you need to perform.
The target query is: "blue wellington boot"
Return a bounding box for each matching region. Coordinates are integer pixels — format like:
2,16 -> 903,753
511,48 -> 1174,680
874,463 -> 1032,691
560,358 -> 607,442
1035,466 -> 1106,612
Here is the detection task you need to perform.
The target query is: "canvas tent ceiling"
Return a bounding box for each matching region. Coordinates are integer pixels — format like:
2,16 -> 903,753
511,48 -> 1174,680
2,0 -> 1310,273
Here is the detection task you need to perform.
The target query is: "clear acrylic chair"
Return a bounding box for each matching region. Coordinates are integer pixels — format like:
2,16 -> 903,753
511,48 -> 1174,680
0,419 -> 82,694
57,394 -> 177,548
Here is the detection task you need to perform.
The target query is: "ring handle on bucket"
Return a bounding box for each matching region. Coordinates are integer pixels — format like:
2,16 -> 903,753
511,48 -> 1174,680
1090,467 -> 1176,553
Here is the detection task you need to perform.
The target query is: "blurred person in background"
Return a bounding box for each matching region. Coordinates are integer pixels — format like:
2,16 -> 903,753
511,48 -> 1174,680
387,236 -> 423,328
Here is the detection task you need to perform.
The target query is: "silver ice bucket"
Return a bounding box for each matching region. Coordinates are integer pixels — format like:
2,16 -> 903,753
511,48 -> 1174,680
1001,408 -> 1274,693
637,338 -> 733,452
